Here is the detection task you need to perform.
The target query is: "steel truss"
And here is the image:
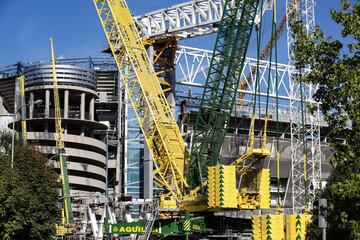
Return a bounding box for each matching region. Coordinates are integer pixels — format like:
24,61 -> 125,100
134,0 -> 236,39
175,46 -> 295,102
286,0 -> 321,214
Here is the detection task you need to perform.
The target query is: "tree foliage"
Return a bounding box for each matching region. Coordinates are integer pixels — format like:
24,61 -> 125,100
0,131 -> 59,240
292,1 -> 360,239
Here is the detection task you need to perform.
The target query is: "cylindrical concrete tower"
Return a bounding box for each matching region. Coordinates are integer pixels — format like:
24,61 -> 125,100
23,64 -> 108,195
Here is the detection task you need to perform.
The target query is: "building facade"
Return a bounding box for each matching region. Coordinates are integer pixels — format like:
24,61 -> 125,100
23,64 -> 108,194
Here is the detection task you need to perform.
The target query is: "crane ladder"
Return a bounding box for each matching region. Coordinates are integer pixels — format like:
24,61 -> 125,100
137,200 -> 159,240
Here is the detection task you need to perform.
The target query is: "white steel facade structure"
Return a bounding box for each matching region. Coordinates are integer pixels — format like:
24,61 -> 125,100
134,0 -> 235,39
286,0 -> 321,214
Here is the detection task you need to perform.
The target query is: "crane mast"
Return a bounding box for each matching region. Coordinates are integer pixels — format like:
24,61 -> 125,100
286,0 -> 320,214
189,0 -> 260,187
93,0 -> 189,200
50,38 -> 73,224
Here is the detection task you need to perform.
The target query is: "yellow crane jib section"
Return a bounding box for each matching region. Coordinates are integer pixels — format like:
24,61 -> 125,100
50,37 -> 73,226
50,38 -> 64,150
94,0 -> 189,199
18,75 -> 27,143
207,165 -> 237,209
232,116 -> 270,169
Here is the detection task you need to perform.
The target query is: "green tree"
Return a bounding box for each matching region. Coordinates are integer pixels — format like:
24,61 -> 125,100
0,131 -> 59,240
292,1 -> 360,239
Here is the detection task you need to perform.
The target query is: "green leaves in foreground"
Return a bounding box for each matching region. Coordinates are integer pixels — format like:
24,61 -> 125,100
0,131 -> 59,240
292,1 -> 360,239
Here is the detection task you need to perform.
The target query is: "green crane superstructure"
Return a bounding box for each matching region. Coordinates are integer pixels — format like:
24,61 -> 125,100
189,0 -> 260,188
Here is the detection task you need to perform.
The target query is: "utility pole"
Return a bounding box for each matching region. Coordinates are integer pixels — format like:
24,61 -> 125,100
318,198 -> 327,240
115,72 -> 123,197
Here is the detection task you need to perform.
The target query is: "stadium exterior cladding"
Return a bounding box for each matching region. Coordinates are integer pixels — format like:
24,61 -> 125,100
0,57 -> 143,199
23,64 -> 108,194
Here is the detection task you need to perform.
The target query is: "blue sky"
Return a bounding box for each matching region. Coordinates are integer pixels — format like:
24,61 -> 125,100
0,0 -> 354,66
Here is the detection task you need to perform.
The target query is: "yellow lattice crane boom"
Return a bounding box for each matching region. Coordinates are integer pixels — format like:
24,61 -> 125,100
93,0 -> 189,200
50,39 -> 64,151
50,37 -> 73,224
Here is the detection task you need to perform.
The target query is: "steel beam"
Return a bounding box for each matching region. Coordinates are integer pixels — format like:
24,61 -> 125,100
175,46 -> 295,102
134,0 -> 233,39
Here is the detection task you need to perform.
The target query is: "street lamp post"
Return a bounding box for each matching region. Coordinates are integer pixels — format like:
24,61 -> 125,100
11,99 -> 43,169
48,153 -> 69,167
49,154 -> 59,166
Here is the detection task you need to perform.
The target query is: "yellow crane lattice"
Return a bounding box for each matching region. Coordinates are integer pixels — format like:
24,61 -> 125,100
93,0 -> 189,200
